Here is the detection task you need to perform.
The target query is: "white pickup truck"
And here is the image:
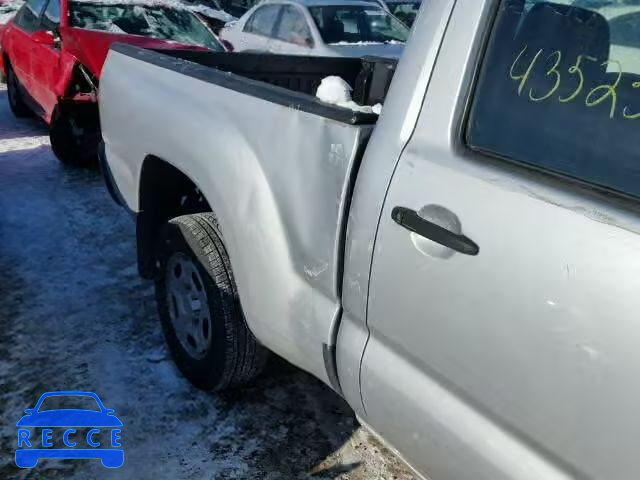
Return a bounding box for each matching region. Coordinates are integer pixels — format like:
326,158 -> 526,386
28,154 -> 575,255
99,0 -> 640,478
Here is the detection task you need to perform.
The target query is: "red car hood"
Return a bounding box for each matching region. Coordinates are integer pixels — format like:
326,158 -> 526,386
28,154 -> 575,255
60,27 -> 208,78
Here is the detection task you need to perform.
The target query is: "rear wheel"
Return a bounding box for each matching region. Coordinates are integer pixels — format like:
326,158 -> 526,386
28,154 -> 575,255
49,106 -> 100,168
155,213 -> 269,390
6,63 -> 31,118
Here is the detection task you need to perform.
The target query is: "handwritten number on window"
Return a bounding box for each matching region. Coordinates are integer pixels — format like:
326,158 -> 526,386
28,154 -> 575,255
508,46 -> 640,121
559,54 -> 598,104
528,51 -> 563,102
509,45 -> 543,96
623,82 -> 640,120
585,60 -> 622,119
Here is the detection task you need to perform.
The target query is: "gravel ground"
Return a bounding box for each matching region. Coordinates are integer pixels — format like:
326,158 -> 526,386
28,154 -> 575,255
0,85 -> 417,480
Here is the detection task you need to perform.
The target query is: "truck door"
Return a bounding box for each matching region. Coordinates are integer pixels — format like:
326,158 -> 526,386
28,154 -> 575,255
29,0 -> 61,119
360,1 -> 640,479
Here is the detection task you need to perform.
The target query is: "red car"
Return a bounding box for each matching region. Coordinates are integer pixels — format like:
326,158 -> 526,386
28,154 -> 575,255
0,25 -> 6,82
1,0 -> 224,166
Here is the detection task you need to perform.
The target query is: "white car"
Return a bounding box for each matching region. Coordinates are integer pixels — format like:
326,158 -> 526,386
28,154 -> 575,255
220,0 -> 409,58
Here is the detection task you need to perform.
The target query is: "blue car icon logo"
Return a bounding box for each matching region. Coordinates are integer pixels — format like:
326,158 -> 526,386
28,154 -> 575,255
16,391 -> 123,468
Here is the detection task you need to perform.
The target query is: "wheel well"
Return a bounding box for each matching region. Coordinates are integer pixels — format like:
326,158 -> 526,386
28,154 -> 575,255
2,52 -> 11,78
137,156 -> 212,279
65,63 -> 98,97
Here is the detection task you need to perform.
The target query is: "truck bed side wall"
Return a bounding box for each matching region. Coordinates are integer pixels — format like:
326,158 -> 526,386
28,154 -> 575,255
99,47 -> 373,387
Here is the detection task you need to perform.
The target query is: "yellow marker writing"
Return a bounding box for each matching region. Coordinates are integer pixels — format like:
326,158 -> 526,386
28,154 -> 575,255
559,54 -> 598,104
623,81 -> 640,120
529,51 -> 562,102
510,45 -> 543,96
585,59 -> 622,119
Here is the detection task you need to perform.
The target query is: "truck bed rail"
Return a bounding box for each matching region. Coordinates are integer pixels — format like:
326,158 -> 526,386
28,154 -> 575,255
106,44 -> 395,124
155,49 -> 396,106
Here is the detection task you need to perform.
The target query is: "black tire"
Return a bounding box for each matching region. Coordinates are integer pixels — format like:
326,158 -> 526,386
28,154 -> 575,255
49,106 -> 100,168
6,63 -> 31,118
155,213 -> 269,390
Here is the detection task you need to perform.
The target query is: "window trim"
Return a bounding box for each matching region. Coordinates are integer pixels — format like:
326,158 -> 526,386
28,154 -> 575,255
460,0 -> 640,205
243,4 -> 283,39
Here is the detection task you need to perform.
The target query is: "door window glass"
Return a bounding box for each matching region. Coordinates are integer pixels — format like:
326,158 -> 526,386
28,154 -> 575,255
14,0 -> 47,32
41,0 -> 60,31
309,5 -> 408,44
244,4 -> 280,37
275,5 -> 312,46
467,0 -> 640,198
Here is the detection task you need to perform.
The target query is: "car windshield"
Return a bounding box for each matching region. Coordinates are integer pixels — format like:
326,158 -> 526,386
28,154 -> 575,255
69,1 -> 223,51
309,4 -> 409,44
386,1 -> 420,27
38,395 -> 101,412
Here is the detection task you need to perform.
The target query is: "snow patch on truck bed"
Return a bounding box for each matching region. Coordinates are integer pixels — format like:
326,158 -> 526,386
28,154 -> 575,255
316,76 -> 382,115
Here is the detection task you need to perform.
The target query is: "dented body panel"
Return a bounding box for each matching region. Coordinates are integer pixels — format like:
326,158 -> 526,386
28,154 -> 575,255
100,46 -> 375,385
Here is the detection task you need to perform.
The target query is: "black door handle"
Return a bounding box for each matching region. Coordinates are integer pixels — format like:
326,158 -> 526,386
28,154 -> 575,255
391,206 -> 479,256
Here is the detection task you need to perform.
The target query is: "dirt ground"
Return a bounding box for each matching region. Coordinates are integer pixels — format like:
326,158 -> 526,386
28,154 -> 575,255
0,85 -> 417,480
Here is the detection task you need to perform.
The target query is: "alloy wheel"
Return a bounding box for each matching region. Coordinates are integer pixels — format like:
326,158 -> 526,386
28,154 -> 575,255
165,252 -> 213,360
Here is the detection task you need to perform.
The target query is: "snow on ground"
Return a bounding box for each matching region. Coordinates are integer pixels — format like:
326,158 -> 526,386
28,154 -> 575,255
0,84 -> 415,479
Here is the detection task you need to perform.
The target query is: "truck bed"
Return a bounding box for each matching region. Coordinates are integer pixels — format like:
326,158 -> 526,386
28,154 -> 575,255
100,43 -> 385,387
114,44 -> 396,124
